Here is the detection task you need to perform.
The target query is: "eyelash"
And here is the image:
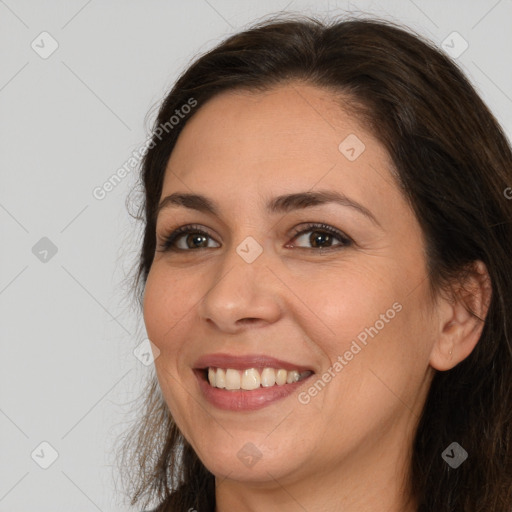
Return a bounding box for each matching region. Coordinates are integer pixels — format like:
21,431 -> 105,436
157,222 -> 352,252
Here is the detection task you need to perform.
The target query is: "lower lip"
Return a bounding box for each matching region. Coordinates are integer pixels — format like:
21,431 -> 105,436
194,370 -> 313,411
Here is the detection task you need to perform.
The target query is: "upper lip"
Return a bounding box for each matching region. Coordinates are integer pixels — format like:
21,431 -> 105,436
193,353 -> 314,373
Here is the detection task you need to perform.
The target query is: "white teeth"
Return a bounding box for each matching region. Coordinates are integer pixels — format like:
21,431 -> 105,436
241,368 -> 260,390
286,370 -> 300,384
216,368 -> 226,389
208,368 -> 216,387
206,367 -> 311,390
276,369 -> 287,386
261,368 -> 276,387
225,368 -> 241,390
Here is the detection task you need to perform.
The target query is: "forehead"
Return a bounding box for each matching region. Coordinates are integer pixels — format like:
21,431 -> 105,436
161,83 -> 401,220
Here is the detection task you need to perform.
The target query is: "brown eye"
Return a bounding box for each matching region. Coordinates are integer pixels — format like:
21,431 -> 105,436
159,225 -> 220,252
182,233 -> 209,249
288,223 -> 352,250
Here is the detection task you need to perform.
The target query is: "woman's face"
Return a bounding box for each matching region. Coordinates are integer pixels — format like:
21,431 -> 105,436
143,83 -> 440,490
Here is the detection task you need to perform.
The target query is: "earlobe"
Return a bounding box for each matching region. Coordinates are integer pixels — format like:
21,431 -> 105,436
429,260 -> 492,371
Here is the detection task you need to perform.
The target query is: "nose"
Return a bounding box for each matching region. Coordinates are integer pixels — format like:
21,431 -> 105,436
197,243 -> 284,334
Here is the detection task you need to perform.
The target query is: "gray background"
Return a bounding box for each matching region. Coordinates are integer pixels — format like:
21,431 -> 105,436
1,0 -> 511,510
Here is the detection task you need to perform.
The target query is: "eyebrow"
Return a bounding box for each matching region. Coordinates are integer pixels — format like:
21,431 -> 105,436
154,190 -> 381,227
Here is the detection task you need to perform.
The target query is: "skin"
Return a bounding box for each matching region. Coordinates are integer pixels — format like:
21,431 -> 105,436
143,82 -> 490,512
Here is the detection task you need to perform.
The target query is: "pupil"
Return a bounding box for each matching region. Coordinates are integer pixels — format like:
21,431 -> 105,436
311,231 -> 331,247
188,234 -> 207,248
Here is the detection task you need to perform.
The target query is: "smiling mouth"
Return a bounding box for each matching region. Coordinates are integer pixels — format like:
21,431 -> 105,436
205,367 -> 313,390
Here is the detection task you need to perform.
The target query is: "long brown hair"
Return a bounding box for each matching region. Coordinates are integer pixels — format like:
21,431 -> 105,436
118,14 -> 512,512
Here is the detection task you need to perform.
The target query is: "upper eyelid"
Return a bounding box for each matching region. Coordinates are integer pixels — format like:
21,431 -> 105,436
158,222 -> 346,238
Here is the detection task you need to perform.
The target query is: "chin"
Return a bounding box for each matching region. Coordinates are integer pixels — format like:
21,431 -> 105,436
188,430 -> 309,484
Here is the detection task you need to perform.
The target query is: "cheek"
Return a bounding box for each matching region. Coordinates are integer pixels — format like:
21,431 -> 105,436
142,265 -> 200,358
142,265 -> 201,434
291,263 -> 402,355
297,262 -> 432,396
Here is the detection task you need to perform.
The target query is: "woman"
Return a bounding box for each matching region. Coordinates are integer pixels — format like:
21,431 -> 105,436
119,14 -> 512,512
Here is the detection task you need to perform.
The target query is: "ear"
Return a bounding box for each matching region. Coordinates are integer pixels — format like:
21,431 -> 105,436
429,260 -> 492,371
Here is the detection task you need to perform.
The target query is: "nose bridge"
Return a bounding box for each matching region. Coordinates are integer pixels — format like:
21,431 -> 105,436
198,235 -> 283,331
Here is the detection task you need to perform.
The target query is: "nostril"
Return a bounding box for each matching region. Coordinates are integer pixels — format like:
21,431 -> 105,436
238,318 -> 262,326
